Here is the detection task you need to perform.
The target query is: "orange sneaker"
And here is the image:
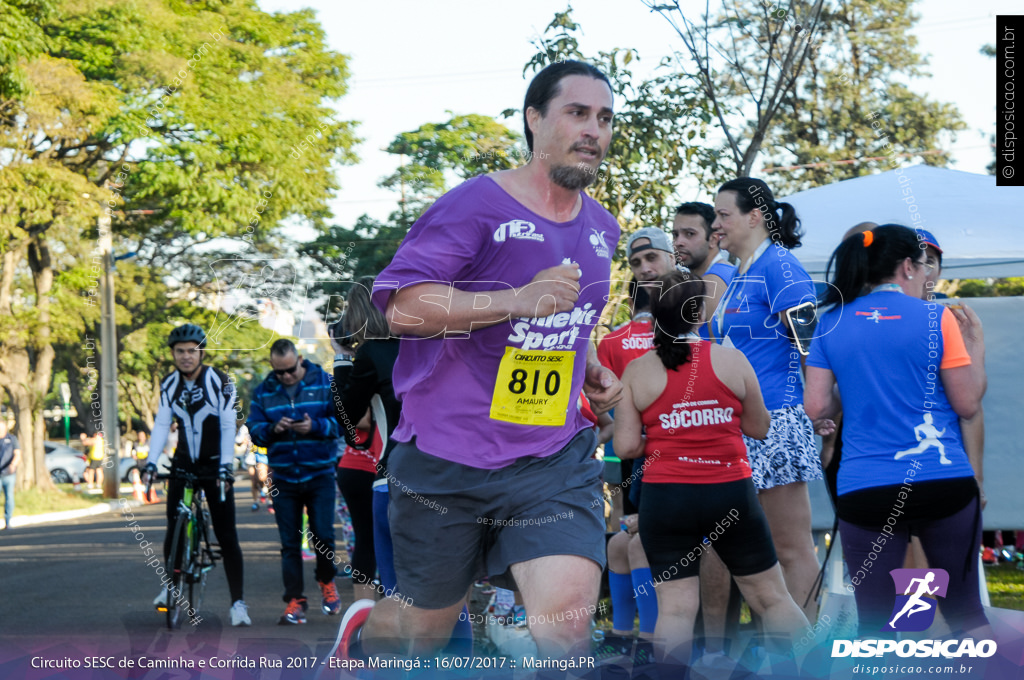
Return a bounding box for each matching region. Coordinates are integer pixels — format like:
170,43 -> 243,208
279,597 -> 307,625
320,580 -> 341,615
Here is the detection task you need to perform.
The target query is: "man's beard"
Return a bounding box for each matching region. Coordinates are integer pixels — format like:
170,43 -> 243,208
549,162 -> 598,191
677,250 -> 709,271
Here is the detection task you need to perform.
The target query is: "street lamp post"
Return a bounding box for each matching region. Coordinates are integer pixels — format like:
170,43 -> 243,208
99,215 -> 120,500
60,382 -> 71,446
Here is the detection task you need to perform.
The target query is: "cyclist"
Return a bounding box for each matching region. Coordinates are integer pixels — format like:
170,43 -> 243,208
144,323 -> 250,626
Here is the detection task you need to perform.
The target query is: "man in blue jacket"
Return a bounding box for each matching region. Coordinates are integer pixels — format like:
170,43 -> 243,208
248,339 -> 342,624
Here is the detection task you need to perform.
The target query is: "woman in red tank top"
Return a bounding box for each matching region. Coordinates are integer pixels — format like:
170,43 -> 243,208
613,270 -> 809,666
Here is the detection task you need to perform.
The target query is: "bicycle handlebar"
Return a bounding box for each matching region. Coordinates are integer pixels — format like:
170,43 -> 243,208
145,467 -> 223,499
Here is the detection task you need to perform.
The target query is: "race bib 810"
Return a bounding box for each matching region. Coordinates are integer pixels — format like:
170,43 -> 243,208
489,347 -> 574,426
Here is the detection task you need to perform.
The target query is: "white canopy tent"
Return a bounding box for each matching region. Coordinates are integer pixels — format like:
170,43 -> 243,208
780,165 -> 1024,279
779,167 -> 1024,530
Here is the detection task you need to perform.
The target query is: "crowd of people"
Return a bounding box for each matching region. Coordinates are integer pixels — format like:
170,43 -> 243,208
125,58 -> 991,672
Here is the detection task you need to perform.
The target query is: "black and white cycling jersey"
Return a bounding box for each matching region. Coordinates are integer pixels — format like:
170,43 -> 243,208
149,365 -> 236,469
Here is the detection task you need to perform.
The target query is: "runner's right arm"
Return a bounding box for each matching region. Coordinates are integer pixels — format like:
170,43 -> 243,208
384,263 -> 582,337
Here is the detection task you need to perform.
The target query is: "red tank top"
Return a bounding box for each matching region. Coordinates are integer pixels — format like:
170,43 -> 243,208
641,340 -> 750,484
338,428 -> 382,474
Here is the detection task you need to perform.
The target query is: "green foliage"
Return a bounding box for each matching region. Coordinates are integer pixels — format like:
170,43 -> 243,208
951,278 -> 1024,298
520,9 -> 717,245
646,0 -> 964,193
302,113 -> 522,311
761,0 -> 966,192
0,0 -> 360,481
986,563 -> 1024,612
993,277 -> 1024,297
954,280 -> 993,297
0,0 -> 55,100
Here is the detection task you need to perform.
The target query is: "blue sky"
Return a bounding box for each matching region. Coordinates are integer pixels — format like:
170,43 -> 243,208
258,0 -> 1012,228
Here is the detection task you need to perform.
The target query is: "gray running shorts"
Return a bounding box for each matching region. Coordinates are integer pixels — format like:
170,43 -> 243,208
386,428 -> 606,609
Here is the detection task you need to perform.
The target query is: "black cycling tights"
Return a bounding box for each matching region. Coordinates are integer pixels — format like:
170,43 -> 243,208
164,477 -> 245,603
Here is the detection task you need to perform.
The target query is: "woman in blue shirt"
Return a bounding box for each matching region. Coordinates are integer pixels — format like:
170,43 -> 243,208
805,225 -> 988,637
712,177 -> 822,621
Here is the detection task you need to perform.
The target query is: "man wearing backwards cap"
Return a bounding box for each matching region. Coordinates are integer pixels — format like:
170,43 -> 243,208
625,227 -> 682,285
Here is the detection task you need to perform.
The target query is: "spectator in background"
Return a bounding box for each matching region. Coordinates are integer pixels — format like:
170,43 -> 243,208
85,431 -> 105,490
671,201 -> 736,335
248,339 -> 342,624
330,276 -> 401,604
0,420 -> 21,530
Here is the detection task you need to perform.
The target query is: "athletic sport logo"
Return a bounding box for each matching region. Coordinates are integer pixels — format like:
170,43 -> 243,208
885,568 -> 949,632
588,228 -> 610,258
493,219 -> 544,243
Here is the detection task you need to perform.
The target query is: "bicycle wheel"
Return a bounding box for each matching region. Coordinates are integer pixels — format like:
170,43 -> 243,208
166,511 -> 191,630
188,503 -> 215,618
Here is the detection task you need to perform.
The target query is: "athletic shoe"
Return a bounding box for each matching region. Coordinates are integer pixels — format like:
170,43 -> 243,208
279,598 -> 307,625
302,548 -> 316,561
593,634 -> 633,662
251,502 -> 260,512
230,600 -> 251,626
320,580 -> 341,615
633,638 -> 656,668
332,599 -> 375,661
689,650 -> 738,680
267,505 -> 275,515
153,588 -> 168,611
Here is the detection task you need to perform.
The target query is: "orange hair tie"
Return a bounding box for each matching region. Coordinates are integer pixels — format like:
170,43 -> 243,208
862,230 -> 874,247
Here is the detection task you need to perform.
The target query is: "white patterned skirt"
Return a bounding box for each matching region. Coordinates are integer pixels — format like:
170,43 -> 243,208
742,403 -> 822,490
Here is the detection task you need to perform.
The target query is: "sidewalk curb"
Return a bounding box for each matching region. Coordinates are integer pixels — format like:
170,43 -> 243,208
1,497 -> 146,530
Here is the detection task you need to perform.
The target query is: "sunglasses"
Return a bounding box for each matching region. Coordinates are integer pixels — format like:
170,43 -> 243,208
273,361 -> 300,376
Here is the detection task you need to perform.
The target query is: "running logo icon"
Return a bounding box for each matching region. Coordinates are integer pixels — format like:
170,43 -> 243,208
885,568 -> 949,632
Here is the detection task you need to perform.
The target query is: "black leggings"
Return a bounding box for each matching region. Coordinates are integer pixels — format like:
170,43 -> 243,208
164,476 -> 245,603
840,496 -> 987,636
337,468 -> 376,585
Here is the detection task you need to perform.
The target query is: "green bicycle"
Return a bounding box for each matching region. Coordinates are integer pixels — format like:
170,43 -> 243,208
150,469 -> 222,629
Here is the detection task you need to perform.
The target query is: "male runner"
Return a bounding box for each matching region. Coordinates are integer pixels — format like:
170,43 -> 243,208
336,60 -> 622,660
145,323 -> 250,626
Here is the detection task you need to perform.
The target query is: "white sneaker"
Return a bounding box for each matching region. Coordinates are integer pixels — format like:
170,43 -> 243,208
153,588 -> 168,610
231,600 -> 251,626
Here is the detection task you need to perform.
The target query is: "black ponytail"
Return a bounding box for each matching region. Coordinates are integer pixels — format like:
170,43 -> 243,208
718,177 -> 803,249
821,224 -> 923,307
649,270 -> 706,370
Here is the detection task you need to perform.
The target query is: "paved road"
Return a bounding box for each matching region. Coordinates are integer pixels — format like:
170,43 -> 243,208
0,488 -> 357,677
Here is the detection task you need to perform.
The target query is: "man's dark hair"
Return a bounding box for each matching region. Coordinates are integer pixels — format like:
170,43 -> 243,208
675,202 -> 716,239
270,338 -> 297,357
523,60 -> 612,152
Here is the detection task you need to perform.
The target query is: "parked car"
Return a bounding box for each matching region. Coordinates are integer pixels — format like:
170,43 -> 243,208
45,442 -> 87,484
120,452 -> 174,482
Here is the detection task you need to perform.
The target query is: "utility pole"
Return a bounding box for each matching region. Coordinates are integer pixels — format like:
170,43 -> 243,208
99,214 -> 120,500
